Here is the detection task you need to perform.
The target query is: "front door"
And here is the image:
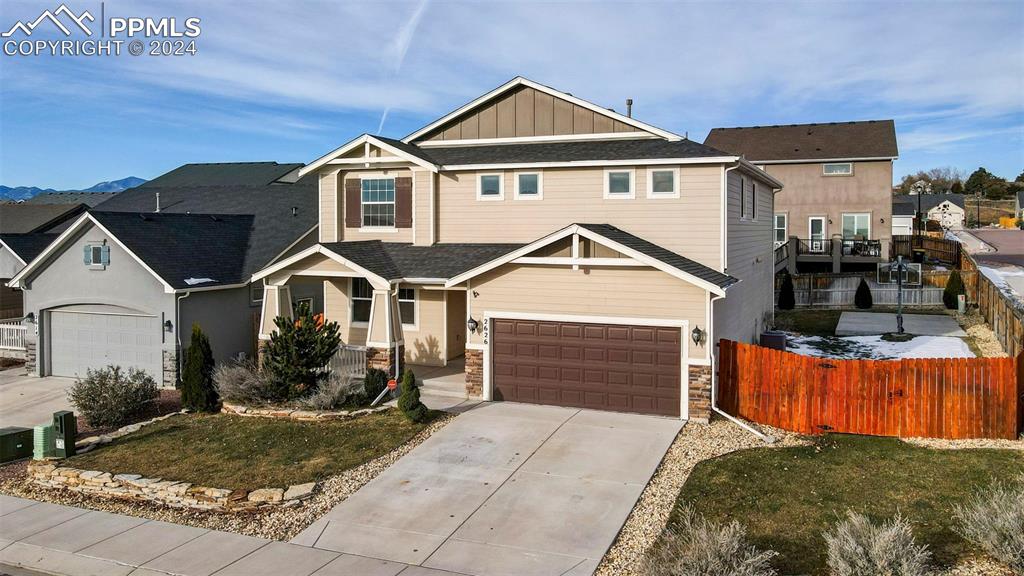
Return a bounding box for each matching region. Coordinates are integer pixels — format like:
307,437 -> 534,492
808,217 -> 826,253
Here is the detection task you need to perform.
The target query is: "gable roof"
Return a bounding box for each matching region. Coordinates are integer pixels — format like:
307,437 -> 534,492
704,120 -> 898,162
0,203 -> 88,233
402,77 -> 682,143
298,134 -> 440,178
893,194 -> 966,212
25,192 -> 118,207
892,202 -> 916,217
0,233 -> 57,265
138,162 -> 303,188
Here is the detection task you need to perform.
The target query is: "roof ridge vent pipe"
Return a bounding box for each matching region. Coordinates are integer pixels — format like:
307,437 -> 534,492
626,98 -> 633,118
155,192 -> 160,213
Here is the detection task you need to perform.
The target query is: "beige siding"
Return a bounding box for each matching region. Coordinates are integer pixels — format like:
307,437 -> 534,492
766,160 -> 893,250
319,170 -> 339,242
339,168 -> 415,243
436,165 -> 724,270
324,278 -> 367,345
467,264 -> 709,360
714,170 -> 775,346
404,287 -> 446,366
445,289 -> 467,360
413,170 -> 432,246
420,86 -> 646,142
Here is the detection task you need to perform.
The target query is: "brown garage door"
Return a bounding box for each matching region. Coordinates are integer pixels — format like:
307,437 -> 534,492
491,318 -> 681,417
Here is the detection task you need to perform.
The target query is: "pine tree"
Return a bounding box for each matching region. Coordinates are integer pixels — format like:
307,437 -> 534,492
854,278 -> 873,310
778,272 -> 796,310
263,303 -> 341,400
944,270 -> 965,310
397,369 -> 429,423
181,323 -> 218,412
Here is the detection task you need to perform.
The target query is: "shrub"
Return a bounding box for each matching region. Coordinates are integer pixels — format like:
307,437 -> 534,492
953,475 -> 1024,573
67,365 -> 159,428
854,278 -> 873,310
823,511 -> 931,576
262,303 -> 341,400
363,368 -> 389,402
180,323 -> 218,412
641,506 -> 777,576
397,370 -> 429,423
298,370 -> 363,410
943,270 -> 966,310
214,360 -> 280,405
778,272 -> 796,310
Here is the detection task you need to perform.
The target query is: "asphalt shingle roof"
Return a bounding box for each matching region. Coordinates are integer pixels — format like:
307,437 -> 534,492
25,192 -> 118,207
577,224 -> 738,289
892,194 -> 966,212
0,203 -> 88,233
893,202 -> 916,216
392,138 -> 729,166
704,120 -> 898,162
138,162 -> 304,188
89,211 -> 254,290
0,233 -> 58,264
319,242 -> 523,280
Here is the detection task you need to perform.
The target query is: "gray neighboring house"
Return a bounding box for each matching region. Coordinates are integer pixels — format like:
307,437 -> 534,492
24,192 -> 119,207
7,162 -> 317,385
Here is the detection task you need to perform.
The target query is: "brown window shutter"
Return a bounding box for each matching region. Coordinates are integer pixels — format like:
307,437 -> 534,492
345,178 -> 361,228
395,177 -> 413,228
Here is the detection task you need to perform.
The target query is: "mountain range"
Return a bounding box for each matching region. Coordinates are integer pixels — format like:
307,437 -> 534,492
0,177 -> 147,202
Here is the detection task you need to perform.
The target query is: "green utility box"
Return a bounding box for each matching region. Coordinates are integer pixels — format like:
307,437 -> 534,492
0,427 -> 33,463
34,425 -> 55,459
53,411 -> 76,458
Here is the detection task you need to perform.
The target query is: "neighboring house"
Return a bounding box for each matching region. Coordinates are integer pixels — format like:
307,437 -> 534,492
25,192 -> 119,207
892,202 -> 915,236
891,193 -> 966,232
0,234 -> 55,319
251,76 -> 782,421
0,203 -> 89,234
7,162 -> 317,385
705,120 -> 898,272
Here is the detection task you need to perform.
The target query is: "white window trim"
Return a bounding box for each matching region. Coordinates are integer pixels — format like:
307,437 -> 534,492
841,212 -> 871,238
513,171 -> 543,200
823,162 -> 854,176
646,167 -> 679,199
359,175 -> 397,229
476,172 -> 505,201
739,176 -> 748,220
774,213 -> 788,245
751,181 -> 758,220
603,168 -> 635,199
398,286 -> 418,331
350,277 -> 372,327
295,297 -> 314,311
250,282 -> 265,306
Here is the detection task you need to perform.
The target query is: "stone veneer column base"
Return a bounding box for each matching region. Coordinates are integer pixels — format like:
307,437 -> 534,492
464,349 -> 483,398
366,345 -> 403,376
688,365 -> 712,423
162,348 -> 179,388
24,338 -> 37,377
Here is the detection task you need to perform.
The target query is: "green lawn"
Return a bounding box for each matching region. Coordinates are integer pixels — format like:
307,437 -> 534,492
67,409 -> 436,490
667,434 -> 1023,575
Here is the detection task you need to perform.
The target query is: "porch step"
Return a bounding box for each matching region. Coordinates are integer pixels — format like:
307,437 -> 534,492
418,378 -> 469,400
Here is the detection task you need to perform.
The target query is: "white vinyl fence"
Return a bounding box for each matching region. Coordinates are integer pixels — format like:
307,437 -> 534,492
326,344 -> 367,379
0,319 -> 27,351
777,275 -> 946,308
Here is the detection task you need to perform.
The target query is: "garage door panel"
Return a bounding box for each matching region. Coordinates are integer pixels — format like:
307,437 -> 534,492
492,319 -> 681,417
50,310 -> 161,380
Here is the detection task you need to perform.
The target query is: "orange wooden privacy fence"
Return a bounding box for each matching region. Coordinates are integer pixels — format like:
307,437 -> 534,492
717,340 -> 1024,440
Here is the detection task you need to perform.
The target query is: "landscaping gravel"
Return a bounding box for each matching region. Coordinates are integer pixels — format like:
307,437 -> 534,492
955,310 -> 1007,357
0,413 -> 452,541
595,418 -> 808,576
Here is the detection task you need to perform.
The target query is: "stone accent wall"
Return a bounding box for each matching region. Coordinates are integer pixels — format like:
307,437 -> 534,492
464,349 -> 483,397
688,365 -> 713,423
28,462 -> 316,513
366,345 -> 403,374
221,403 -> 389,421
162,348 -> 178,388
24,336 -> 37,376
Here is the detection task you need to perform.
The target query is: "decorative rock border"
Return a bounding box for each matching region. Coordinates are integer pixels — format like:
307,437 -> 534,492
220,402 -> 390,421
27,462 -> 317,512
74,411 -> 186,454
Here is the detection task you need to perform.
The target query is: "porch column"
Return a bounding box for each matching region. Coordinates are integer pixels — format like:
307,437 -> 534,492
258,284 -> 293,341
365,288 -> 404,377
787,235 -> 798,273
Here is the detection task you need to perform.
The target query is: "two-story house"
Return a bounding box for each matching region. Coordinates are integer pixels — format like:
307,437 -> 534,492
705,120 -> 898,272
253,77 -> 781,422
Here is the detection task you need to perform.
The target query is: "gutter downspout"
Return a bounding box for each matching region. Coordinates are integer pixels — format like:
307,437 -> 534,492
175,291 -> 191,383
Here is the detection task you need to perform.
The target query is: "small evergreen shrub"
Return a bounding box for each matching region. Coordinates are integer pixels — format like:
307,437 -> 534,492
823,512 -> 931,576
778,272 -> 796,310
943,270 -> 966,310
397,370 -> 429,423
68,365 -> 158,428
953,475 -> 1024,573
641,506 -> 778,576
854,278 -> 873,309
262,303 -> 341,400
363,368 -> 389,401
298,370 -> 362,410
214,360 -> 279,405
180,323 -> 218,412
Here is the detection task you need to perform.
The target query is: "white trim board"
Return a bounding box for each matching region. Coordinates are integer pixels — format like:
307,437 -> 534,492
416,132 -> 658,147
0,238 -> 28,267
299,134 -> 439,179
250,244 -> 391,290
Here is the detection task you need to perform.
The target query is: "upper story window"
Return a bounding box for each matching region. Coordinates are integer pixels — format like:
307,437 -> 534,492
398,286 -> 416,327
823,162 -> 853,176
774,213 -> 787,245
739,177 -> 747,218
477,173 -> 504,200
751,181 -> 757,220
647,168 -> 679,198
250,282 -> 264,306
514,172 -> 542,200
604,168 -> 635,199
351,277 -> 372,324
83,243 -> 109,269
361,178 -> 395,227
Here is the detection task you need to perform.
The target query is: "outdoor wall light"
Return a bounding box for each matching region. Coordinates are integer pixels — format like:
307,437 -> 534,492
691,326 -> 705,346
467,318 -> 479,333
25,312 -> 35,323
164,320 -> 173,332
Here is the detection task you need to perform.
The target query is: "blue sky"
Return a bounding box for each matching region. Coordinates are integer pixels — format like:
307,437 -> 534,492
1,0 -> 1022,190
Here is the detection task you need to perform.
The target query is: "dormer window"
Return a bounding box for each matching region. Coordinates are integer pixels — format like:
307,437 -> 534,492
823,162 -> 853,176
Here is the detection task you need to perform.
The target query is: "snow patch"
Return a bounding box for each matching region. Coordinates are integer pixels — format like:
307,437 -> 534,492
787,334 -> 974,360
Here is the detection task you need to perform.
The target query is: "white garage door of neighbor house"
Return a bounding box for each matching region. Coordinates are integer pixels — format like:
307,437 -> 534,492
49,309 -> 162,380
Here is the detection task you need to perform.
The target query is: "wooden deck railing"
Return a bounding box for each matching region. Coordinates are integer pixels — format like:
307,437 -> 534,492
0,319 -> 26,351
326,344 -> 367,379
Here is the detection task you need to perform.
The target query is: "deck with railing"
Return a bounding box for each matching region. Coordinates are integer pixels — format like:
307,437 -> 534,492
326,344 -> 367,379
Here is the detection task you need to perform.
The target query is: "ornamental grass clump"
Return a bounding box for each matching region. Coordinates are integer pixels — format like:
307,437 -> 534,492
641,505 -> 778,576
823,511 -> 930,576
953,474 -> 1024,573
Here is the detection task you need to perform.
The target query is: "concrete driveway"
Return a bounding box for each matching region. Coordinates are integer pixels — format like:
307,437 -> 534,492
835,311 -> 967,337
292,402 -> 683,576
0,369 -> 75,428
